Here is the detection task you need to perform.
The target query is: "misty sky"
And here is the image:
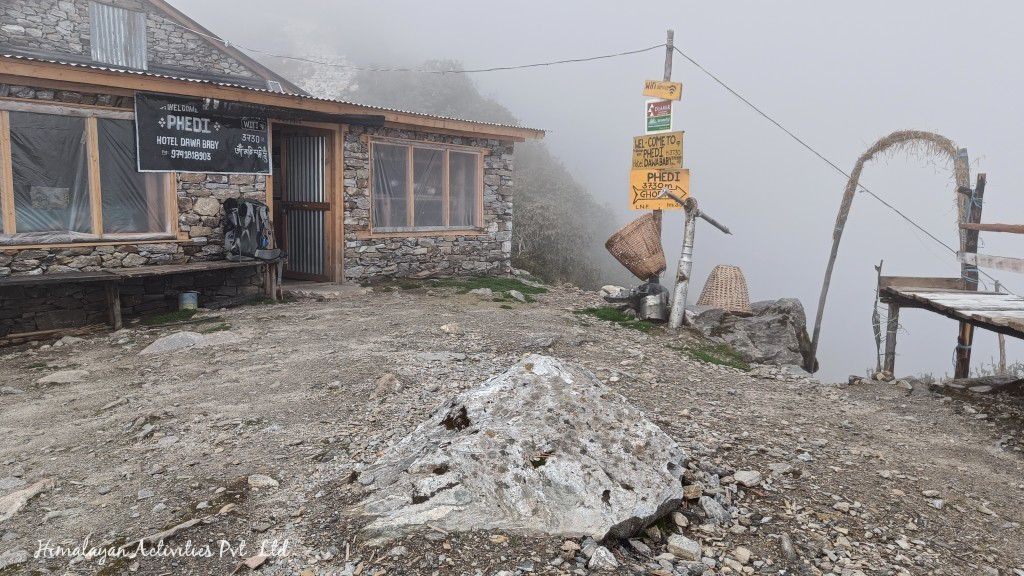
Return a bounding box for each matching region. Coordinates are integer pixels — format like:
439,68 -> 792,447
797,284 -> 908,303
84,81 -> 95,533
170,0 -> 1024,381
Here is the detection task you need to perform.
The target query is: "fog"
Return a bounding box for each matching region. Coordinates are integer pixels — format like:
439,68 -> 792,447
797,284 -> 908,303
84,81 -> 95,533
169,0 -> 1024,381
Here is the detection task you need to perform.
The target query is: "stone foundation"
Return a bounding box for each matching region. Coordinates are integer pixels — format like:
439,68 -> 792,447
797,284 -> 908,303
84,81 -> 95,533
0,267 -> 263,336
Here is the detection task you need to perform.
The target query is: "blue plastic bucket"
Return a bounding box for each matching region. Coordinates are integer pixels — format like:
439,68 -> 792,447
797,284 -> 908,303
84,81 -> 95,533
178,291 -> 199,311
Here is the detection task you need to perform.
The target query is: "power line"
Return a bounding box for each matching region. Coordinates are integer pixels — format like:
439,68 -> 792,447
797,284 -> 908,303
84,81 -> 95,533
671,45 -> 1013,294
167,19 -> 665,74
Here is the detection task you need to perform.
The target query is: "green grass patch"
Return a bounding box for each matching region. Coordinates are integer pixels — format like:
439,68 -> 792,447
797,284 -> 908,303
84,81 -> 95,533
500,304 -> 514,310
575,306 -> 655,333
198,322 -> 232,334
672,342 -> 751,371
430,276 -> 548,295
141,309 -> 198,326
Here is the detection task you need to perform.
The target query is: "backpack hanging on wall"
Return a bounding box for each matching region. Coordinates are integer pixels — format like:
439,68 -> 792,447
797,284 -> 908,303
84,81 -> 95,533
223,198 -> 279,261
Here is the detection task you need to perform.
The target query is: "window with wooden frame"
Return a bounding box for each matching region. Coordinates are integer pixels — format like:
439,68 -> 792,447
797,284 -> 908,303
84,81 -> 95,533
0,103 -> 175,245
370,139 -> 483,232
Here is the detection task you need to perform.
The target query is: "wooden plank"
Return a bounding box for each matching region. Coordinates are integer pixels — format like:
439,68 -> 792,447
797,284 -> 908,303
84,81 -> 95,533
105,260 -> 267,278
878,276 -> 964,291
0,98 -> 135,119
334,124 -> 345,284
105,281 -> 122,330
441,148 -> 450,227
959,252 -> 1024,275
880,287 -> 1024,340
0,271 -> 117,286
405,145 -> 414,228
960,222 -> 1024,234
0,110 -> 13,234
0,237 -> 184,251
85,117 -> 103,235
354,228 -> 486,240
960,174 -> 986,287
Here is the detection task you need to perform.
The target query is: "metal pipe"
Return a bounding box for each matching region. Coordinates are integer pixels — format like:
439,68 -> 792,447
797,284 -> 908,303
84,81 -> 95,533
669,198 -> 698,329
658,189 -> 731,235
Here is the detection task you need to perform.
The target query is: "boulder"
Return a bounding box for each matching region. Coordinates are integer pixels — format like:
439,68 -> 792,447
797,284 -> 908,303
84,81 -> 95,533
356,355 -> 687,541
691,298 -> 817,369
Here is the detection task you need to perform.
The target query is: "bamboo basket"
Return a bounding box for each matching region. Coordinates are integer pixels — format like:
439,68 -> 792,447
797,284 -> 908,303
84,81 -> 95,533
697,265 -> 752,315
605,213 -> 666,280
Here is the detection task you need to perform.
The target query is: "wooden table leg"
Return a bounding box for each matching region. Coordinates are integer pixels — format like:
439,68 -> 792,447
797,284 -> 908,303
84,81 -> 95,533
105,281 -> 122,331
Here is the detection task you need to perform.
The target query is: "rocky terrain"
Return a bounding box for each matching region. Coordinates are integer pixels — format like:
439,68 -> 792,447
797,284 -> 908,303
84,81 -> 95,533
0,279 -> 1022,575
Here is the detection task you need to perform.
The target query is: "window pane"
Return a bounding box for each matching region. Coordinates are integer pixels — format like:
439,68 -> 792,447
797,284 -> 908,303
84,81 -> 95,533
449,152 -> 478,227
10,112 -> 91,234
371,143 -> 408,228
98,118 -> 168,234
413,148 -> 443,227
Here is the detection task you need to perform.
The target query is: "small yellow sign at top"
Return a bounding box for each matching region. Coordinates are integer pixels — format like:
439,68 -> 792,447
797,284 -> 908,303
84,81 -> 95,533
643,80 -> 683,101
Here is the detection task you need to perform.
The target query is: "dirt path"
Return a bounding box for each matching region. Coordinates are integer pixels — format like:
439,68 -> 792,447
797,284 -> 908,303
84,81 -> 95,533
0,283 -> 1021,575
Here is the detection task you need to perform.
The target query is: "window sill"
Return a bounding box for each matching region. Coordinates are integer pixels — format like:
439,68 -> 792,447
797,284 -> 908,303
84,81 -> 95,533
355,227 -> 487,240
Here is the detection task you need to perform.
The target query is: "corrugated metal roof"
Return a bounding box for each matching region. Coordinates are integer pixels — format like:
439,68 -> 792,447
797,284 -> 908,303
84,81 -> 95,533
0,53 -> 542,134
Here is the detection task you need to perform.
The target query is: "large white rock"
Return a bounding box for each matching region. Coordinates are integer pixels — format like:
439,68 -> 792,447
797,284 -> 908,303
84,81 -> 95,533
356,355 -> 686,541
36,369 -> 89,384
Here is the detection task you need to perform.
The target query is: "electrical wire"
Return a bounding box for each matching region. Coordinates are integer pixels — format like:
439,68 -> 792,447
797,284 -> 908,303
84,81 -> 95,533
166,18 -> 665,74
671,45 -> 1015,295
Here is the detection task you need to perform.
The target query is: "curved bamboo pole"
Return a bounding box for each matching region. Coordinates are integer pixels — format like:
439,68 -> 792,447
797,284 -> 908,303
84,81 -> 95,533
806,130 -> 968,373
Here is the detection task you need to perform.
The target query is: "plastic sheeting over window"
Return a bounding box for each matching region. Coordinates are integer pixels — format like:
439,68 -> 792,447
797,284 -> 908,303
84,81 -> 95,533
372,143 -> 408,229
370,141 -> 481,231
413,148 -> 443,227
449,151 -> 478,228
10,112 -> 92,235
98,118 -> 168,234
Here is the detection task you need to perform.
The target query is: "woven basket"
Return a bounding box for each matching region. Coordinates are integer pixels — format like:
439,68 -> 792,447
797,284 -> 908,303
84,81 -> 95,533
697,265 -> 752,315
605,213 -> 666,280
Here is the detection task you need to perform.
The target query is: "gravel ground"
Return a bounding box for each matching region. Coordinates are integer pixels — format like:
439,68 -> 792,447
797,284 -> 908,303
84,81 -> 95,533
0,282 -> 1021,576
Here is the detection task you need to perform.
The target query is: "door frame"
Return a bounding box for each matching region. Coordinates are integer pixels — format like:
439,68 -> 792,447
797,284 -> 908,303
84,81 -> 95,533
267,120 -> 345,283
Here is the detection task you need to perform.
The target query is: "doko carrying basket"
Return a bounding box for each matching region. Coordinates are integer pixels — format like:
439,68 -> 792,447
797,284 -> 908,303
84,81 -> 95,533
605,213 -> 666,281
697,265 -> 752,315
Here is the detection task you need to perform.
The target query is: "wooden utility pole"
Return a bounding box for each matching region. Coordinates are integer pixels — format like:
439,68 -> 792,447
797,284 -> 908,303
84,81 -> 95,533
954,170 -> 986,378
652,29 -> 674,238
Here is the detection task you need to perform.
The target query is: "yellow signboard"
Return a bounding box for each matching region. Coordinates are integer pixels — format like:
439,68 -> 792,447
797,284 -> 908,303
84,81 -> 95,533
643,80 -> 683,101
632,131 -> 684,170
629,168 -> 690,210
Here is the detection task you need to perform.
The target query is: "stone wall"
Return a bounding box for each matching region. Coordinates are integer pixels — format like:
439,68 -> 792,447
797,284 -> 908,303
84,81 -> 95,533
342,126 -> 514,281
0,0 -> 258,80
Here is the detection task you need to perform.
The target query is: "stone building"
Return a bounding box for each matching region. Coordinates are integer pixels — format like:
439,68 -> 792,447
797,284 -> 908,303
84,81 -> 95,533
0,0 -> 542,338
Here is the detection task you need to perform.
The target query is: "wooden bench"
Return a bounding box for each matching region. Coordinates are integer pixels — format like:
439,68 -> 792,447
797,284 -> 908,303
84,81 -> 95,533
0,258 -> 282,336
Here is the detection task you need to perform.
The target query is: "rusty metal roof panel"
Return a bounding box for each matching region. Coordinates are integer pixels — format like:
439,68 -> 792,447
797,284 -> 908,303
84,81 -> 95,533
0,53 -> 543,134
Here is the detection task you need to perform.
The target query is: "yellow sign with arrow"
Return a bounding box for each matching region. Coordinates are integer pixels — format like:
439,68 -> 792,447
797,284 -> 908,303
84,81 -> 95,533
629,168 -> 690,210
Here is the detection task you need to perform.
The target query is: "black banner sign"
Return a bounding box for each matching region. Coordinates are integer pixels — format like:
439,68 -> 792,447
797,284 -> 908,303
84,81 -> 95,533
134,92 -> 271,174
